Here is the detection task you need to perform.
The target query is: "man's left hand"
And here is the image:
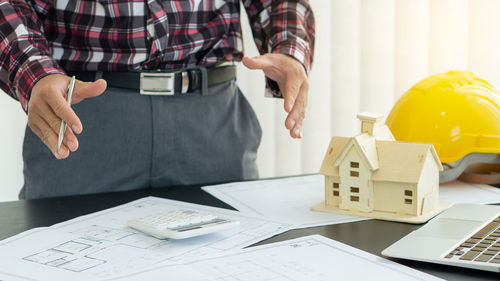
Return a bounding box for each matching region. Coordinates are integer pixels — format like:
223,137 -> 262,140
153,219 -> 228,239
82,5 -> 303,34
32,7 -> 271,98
242,54 -> 309,139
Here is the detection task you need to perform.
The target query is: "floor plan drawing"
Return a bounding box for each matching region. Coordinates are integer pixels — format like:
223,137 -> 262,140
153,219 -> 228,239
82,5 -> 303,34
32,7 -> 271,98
24,240 -> 106,272
110,235 -> 443,281
0,197 -> 292,281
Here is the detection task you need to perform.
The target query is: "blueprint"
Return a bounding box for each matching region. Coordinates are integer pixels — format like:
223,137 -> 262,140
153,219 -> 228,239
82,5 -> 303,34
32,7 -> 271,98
203,175 -> 500,229
0,197 -> 292,281
203,174 -> 369,228
108,235 -> 444,281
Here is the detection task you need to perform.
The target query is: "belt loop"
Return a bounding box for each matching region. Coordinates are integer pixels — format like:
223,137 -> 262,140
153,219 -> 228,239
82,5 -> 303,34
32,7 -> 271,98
198,66 -> 208,96
94,71 -> 103,80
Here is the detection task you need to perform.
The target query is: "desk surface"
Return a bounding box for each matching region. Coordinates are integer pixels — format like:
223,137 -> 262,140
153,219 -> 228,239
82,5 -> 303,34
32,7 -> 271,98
0,184 -> 498,280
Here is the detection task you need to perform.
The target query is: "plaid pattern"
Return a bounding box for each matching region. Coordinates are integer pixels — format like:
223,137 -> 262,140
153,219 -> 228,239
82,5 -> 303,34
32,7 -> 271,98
0,0 -> 315,111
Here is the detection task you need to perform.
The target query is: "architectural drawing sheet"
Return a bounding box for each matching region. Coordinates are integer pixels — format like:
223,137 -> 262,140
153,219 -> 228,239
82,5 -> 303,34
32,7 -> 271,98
0,197 -> 292,281
203,175 -> 370,228
110,235 -> 443,281
203,175 -> 500,229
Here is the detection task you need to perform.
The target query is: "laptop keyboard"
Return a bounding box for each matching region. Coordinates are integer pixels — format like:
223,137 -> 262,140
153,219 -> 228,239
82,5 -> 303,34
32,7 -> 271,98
445,216 -> 500,263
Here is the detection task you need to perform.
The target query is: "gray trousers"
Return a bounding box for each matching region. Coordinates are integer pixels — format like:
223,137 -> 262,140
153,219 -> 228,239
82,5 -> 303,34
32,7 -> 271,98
20,81 -> 261,199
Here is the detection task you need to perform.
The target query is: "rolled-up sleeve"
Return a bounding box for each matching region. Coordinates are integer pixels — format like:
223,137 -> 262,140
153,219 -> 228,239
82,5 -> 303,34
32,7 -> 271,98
243,0 -> 315,97
0,0 -> 65,112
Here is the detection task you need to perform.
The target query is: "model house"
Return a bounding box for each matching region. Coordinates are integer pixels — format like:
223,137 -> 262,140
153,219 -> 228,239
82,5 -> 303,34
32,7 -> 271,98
311,113 -> 451,223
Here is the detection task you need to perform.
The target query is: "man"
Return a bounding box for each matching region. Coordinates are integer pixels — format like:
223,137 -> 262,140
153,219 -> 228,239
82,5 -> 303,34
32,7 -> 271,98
0,1 -> 315,199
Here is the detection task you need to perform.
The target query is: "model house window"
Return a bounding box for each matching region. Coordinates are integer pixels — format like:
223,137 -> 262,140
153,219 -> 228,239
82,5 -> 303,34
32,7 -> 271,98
333,182 -> 339,197
350,161 -> 359,168
350,196 -> 359,202
350,187 -> 359,193
350,171 -> 359,177
404,190 -> 413,205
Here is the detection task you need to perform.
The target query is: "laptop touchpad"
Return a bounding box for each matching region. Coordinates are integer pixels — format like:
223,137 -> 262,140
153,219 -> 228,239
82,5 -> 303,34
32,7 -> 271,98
414,218 -> 483,240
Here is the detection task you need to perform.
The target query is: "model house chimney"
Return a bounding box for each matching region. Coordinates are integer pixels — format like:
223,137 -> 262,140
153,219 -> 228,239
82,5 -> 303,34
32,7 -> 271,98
357,112 -> 384,136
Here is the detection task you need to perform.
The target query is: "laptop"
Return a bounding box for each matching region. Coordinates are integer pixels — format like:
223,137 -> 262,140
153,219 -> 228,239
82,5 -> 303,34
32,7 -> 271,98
382,204 -> 500,273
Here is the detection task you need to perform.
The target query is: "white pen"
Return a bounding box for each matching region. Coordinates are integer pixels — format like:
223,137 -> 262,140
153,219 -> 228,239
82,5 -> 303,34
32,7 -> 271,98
57,76 -> 76,150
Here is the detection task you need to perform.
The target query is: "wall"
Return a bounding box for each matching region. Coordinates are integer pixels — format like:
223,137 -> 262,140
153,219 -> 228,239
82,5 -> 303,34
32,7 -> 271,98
373,181 -> 416,215
417,150 -> 440,215
338,146 -> 372,212
0,94 -> 26,202
2,0 -> 500,202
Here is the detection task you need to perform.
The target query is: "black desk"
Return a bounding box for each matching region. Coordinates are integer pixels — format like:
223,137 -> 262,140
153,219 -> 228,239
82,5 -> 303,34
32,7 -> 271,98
0,184 -> 498,280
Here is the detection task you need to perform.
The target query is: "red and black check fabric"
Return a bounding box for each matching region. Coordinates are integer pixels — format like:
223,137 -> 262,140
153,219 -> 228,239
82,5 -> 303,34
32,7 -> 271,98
0,0 -> 315,111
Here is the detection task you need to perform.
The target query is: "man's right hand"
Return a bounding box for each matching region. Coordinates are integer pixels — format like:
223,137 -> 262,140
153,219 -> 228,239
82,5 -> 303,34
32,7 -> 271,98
28,74 -> 107,159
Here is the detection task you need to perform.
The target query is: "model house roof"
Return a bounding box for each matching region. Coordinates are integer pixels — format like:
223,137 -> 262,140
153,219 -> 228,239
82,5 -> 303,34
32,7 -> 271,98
320,113 -> 443,183
333,135 -> 379,170
319,136 -> 443,184
371,141 -> 443,183
320,136 -> 443,183
320,136 -> 349,177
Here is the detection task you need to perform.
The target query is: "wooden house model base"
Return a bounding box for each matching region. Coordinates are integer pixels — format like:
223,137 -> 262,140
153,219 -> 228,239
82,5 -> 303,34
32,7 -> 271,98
311,200 -> 452,224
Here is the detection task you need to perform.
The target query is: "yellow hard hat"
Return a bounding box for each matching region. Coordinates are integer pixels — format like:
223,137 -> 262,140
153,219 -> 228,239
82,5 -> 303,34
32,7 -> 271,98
386,70 -> 500,164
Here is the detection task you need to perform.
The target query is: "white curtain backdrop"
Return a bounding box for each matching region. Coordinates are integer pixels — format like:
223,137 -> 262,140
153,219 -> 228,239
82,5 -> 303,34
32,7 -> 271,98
1,0 -> 500,202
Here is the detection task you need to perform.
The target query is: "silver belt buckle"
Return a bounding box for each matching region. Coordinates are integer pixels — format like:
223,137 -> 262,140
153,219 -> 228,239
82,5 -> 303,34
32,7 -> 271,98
140,72 -> 176,95
140,72 -> 189,95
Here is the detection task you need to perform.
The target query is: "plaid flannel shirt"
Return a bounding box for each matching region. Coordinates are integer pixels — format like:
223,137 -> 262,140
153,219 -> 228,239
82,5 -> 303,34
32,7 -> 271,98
0,0 -> 315,112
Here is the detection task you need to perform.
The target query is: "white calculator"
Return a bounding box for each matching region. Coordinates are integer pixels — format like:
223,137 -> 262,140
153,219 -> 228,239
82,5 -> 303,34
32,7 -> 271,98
127,210 -> 240,239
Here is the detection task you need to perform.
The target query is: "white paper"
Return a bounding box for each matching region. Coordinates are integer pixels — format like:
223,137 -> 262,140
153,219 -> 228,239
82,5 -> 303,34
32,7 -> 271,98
203,175 -> 369,228
203,175 -> 500,229
108,235 -> 443,281
439,180 -> 500,204
0,197 -> 292,281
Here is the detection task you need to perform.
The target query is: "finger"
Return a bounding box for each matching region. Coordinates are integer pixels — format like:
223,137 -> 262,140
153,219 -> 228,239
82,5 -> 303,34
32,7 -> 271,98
30,113 -> 70,159
285,83 -> 308,138
283,78 -> 301,113
284,80 -> 308,130
242,56 -> 271,70
62,126 -> 79,152
290,120 -> 303,139
37,100 -> 61,133
36,101 -> 79,152
71,79 -> 107,103
45,89 -> 83,134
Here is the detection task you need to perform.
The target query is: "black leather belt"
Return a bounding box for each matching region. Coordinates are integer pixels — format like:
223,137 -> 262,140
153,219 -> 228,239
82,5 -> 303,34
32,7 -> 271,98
67,65 -> 237,95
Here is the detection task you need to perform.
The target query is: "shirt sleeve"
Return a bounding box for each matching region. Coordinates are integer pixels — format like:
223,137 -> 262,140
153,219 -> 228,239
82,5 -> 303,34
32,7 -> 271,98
243,0 -> 315,97
0,0 -> 65,112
